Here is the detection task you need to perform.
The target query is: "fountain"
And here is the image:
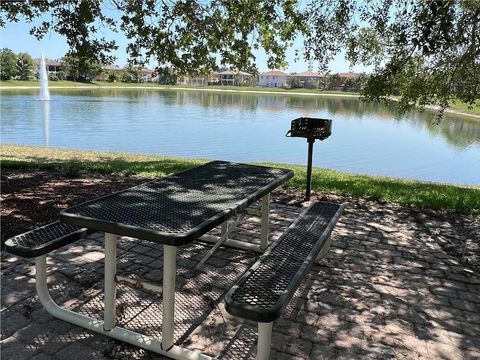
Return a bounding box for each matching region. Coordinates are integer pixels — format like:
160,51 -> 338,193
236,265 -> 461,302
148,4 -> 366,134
39,52 -> 50,101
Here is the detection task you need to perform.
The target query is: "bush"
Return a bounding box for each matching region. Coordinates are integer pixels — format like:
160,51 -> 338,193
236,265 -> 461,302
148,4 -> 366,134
48,73 -> 59,81
107,71 -> 118,82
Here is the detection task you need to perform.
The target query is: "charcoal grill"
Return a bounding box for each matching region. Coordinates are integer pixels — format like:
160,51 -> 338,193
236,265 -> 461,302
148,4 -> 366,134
286,117 -> 332,200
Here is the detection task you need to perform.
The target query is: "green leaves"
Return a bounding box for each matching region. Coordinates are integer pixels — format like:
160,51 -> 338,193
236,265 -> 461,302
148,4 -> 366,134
0,48 -> 17,80
15,52 -> 35,80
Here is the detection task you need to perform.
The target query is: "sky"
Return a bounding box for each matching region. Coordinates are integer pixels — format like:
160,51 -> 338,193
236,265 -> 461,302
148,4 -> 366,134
0,9 -> 368,74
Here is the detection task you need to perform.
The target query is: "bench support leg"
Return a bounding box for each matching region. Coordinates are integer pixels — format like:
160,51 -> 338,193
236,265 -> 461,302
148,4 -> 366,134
315,236 -> 332,263
256,322 -> 273,360
260,193 -> 270,251
104,233 -> 117,331
162,245 -> 176,350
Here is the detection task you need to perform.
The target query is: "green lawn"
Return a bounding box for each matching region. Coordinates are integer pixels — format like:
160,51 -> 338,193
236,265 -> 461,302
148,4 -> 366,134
2,145 -> 478,214
0,79 -> 359,95
0,79 -> 93,87
448,100 -> 480,115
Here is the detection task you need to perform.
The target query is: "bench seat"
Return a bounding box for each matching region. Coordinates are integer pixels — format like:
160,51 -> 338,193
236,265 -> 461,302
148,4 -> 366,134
4,221 -> 93,258
225,201 -> 343,323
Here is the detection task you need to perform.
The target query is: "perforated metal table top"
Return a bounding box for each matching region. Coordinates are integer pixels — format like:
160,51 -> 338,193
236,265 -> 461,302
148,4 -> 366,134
61,161 -> 293,246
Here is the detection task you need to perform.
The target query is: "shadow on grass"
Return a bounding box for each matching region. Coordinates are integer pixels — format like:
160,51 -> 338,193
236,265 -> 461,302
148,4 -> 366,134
2,149 -> 479,214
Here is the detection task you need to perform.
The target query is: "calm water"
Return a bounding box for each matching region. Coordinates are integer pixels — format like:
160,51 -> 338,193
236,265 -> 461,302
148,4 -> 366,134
1,88 -> 479,185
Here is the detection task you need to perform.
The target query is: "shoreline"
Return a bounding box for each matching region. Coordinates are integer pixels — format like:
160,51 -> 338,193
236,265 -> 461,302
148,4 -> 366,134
0,84 -> 359,97
2,144 -> 479,214
2,84 -> 479,120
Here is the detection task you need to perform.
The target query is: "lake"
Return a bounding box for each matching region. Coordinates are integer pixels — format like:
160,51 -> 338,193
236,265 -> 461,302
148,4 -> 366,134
1,88 -> 479,185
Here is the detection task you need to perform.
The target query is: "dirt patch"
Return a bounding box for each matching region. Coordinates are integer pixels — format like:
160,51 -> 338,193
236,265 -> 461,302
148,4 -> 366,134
1,167 -> 478,272
1,168 -> 144,241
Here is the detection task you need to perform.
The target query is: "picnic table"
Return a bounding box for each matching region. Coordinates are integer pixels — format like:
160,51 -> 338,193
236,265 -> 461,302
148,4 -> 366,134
6,159 -> 344,359
57,160 -> 293,359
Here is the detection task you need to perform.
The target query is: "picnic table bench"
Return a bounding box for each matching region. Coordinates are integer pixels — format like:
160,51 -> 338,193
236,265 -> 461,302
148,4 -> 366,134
225,201 -> 343,359
5,221 -> 93,258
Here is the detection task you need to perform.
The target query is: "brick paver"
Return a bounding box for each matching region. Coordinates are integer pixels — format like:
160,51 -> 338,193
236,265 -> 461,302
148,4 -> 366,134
1,200 -> 479,359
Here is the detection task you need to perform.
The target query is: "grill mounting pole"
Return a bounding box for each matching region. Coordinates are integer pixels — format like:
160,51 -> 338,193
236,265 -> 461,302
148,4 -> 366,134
306,137 -> 315,201
285,117 -> 332,201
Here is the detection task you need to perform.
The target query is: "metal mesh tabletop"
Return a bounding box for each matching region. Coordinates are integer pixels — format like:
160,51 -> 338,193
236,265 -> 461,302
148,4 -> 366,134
61,161 -> 293,245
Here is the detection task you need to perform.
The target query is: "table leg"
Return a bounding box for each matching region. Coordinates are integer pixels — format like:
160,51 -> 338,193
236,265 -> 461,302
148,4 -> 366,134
34,250 -> 214,359
260,193 -> 270,251
104,233 -> 117,331
256,322 -> 273,360
162,245 -> 176,350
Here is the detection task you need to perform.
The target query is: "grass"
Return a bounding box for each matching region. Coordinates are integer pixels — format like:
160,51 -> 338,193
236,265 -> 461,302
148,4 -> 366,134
0,80 -> 93,87
0,79 -> 359,95
448,100 -> 480,115
2,144 -> 478,214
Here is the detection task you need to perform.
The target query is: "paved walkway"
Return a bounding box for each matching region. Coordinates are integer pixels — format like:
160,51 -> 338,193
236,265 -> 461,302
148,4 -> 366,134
1,200 -> 479,359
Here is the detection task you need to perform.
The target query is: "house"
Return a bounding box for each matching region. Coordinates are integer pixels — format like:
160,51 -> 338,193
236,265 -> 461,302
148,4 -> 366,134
96,65 -> 123,81
103,65 -> 123,72
178,73 -> 219,86
337,72 -> 360,80
290,71 -> 322,88
140,68 -> 156,82
34,58 -> 63,73
329,72 -> 361,90
218,70 -> 252,86
258,70 -> 288,88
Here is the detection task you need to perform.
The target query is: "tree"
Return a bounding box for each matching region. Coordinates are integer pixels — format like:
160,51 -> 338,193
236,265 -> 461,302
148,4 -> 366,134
15,52 -> 35,80
286,76 -> 302,89
121,65 -> 142,83
1,1 -> 478,116
326,74 -> 342,91
62,54 -> 102,82
303,0 -> 480,115
0,48 -> 17,80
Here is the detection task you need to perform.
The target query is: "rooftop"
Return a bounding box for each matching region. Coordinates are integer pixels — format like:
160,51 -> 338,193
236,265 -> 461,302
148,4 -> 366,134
218,70 -> 252,76
337,71 -> 360,78
292,71 -> 322,77
34,58 -> 62,66
261,70 -> 287,76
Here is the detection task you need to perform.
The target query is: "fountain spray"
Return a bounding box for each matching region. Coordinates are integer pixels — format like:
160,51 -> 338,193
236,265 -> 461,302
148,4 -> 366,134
39,52 -> 50,101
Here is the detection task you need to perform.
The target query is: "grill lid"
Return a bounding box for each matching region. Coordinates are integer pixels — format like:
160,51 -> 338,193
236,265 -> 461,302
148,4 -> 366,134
285,117 -> 332,141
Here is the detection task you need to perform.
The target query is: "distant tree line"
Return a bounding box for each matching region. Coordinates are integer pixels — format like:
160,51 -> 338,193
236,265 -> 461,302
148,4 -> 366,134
0,48 -> 36,80
286,73 -> 369,92
0,49 -> 175,84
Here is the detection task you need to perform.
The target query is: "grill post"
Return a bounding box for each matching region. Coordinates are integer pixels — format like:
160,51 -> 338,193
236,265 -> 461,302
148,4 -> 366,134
286,117 -> 332,201
306,138 -> 315,201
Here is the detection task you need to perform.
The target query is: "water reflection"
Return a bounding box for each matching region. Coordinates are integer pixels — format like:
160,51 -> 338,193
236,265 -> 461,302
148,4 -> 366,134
42,100 -> 50,146
1,88 -> 478,185
162,91 -> 480,149
2,89 -> 479,149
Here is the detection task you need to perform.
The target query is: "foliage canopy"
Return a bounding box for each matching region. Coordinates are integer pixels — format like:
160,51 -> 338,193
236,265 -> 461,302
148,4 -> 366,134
15,52 -> 35,80
1,0 -> 479,114
0,48 -> 17,80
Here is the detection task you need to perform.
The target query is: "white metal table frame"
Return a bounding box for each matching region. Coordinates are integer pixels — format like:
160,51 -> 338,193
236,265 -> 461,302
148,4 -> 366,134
199,193 -> 271,255
34,237 -> 213,359
34,193 -> 275,359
